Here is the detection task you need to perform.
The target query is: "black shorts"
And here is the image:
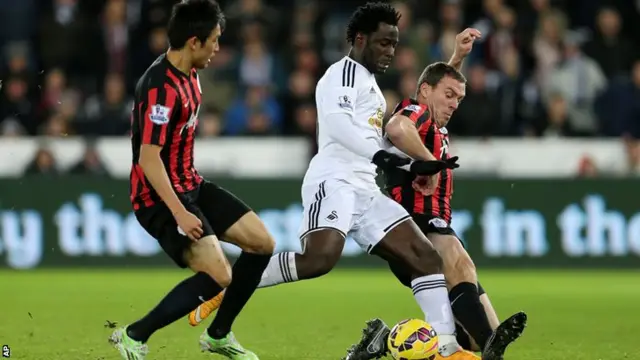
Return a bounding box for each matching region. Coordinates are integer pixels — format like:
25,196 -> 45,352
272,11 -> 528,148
134,181 -> 252,268
411,213 -> 467,248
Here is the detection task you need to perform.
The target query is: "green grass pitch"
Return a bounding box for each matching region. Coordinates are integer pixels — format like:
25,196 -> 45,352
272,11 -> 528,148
1,268 -> 638,360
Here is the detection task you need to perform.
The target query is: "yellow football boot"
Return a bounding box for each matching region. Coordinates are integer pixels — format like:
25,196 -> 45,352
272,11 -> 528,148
188,290 -> 225,326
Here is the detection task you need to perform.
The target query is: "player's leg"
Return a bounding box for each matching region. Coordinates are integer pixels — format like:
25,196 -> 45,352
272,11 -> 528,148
459,283 -> 501,352
110,203 -> 229,359
190,182 -> 271,358
479,284 -> 501,330
428,232 -> 526,359
351,195 -> 477,359
222,180 -> 354,287
257,180 -> 356,284
189,180 -> 355,326
426,232 -> 495,350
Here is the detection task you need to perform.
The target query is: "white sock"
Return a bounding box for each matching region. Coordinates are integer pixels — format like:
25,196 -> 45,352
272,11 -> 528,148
257,252 -> 298,288
411,274 -> 460,355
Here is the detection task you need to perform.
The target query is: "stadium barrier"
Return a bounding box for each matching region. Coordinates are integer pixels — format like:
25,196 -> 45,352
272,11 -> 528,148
0,177 -> 638,269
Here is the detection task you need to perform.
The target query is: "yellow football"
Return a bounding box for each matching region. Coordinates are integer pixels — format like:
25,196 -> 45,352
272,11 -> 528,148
387,319 -> 439,360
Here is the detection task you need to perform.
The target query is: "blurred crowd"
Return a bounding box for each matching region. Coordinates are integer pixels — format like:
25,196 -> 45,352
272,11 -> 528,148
1,0 -> 640,176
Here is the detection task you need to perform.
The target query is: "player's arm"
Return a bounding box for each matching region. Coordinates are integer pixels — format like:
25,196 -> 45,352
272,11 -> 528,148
137,85 -> 187,216
321,85 -> 382,160
384,109 -> 436,161
447,28 -> 481,71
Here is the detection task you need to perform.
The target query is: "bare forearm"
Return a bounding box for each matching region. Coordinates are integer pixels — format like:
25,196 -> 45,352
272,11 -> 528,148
448,54 -> 464,71
139,154 -> 186,215
387,124 -> 436,161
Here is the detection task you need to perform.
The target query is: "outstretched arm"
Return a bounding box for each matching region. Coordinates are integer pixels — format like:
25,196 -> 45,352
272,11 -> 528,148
447,28 -> 482,71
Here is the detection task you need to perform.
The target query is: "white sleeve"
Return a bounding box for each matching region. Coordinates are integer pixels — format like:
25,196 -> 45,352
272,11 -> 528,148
318,84 -> 381,160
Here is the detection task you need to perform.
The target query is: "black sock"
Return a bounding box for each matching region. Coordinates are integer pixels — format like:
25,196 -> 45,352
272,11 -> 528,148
207,252 -> 271,339
127,272 -> 223,343
449,282 -> 493,349
455,322 -> 473,351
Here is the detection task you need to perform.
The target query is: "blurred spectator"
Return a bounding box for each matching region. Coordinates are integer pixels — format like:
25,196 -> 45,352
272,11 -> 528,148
533,9 -> 567,88
198,111 -> 223,138
543,32 -> 607,135
78,72 -> 132,135
483,6 -> 518,71
68,144 -> 109,175
0,74 -> 36,134
38,68 -> 67,120
225,85 -> 281,135
293,101 -> 318,154
595,59 -> 640,138
281,70 -> 315,134
41,113 -> 72,137
623,138 -> 640,176
0,118 -> 27,137
537,93 -> 579,137
24,147 -> 58,175
583,6 -> 635,80
102,0 -> 129,76
237,40 -> 284,90
449,64 -> 500,136
383,90 -> 401,118
243,108 -> 276,136
0,0 -> 36,48
577,155 -> 599,177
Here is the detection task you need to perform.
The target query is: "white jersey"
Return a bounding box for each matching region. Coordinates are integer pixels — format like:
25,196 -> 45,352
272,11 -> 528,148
303,56 -> 386,191
298,57 -> 411,249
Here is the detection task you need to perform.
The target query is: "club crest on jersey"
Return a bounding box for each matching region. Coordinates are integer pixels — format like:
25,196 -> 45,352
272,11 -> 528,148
338,95 -> 353,110
428,218 -> 448,228
149,104 -> 170,124
180,104 -> 200,134
404,104 -> 421,113
368,108 -> 384,135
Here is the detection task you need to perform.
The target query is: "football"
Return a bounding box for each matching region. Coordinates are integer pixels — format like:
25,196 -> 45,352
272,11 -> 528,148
387,319 -> 439,360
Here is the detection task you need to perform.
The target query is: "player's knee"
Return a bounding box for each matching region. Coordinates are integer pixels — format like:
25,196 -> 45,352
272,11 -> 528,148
208,267 -> 232,288
450,251 -> 477,284
309,252 -> 339,277
440,240 -> 477,285
244,231 -> 275,255
195,261 -> 232,288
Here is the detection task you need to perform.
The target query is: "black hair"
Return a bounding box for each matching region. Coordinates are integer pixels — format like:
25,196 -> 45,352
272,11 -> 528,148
346,2 -> 401,45
417,62 -> 466,92
167,0 -> 225,49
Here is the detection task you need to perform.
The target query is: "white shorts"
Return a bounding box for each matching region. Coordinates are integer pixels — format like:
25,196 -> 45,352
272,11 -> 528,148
299,179 -> 411,253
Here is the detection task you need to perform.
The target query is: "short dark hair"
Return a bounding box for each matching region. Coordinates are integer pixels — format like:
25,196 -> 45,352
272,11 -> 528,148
167,0 -> 225,49
346,2 -> 401,45
417,62 -> 466,91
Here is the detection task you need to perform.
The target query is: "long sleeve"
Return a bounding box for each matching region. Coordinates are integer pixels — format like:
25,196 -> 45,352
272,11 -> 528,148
317,83 -> 381,160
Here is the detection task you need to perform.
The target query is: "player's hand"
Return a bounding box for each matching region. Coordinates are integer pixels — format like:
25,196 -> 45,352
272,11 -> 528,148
412,174 -> 438,196
175,210 -> 204,241
453,28 -> 481,59
371,150 -> 411,170
443,156 -> 460,170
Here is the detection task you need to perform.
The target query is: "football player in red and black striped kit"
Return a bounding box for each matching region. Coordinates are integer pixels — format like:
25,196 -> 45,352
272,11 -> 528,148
108,1 -> 273,359
344,30 -> 527,360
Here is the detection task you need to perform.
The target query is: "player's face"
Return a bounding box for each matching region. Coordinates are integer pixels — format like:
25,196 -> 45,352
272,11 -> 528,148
364,23 -> 399,74
192,24 -> 222,69
422,75 -> 465,127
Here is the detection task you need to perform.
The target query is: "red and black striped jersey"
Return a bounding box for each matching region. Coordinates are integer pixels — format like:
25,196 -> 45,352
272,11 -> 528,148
129,54 -> 203,210
382,98 -> 454,223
